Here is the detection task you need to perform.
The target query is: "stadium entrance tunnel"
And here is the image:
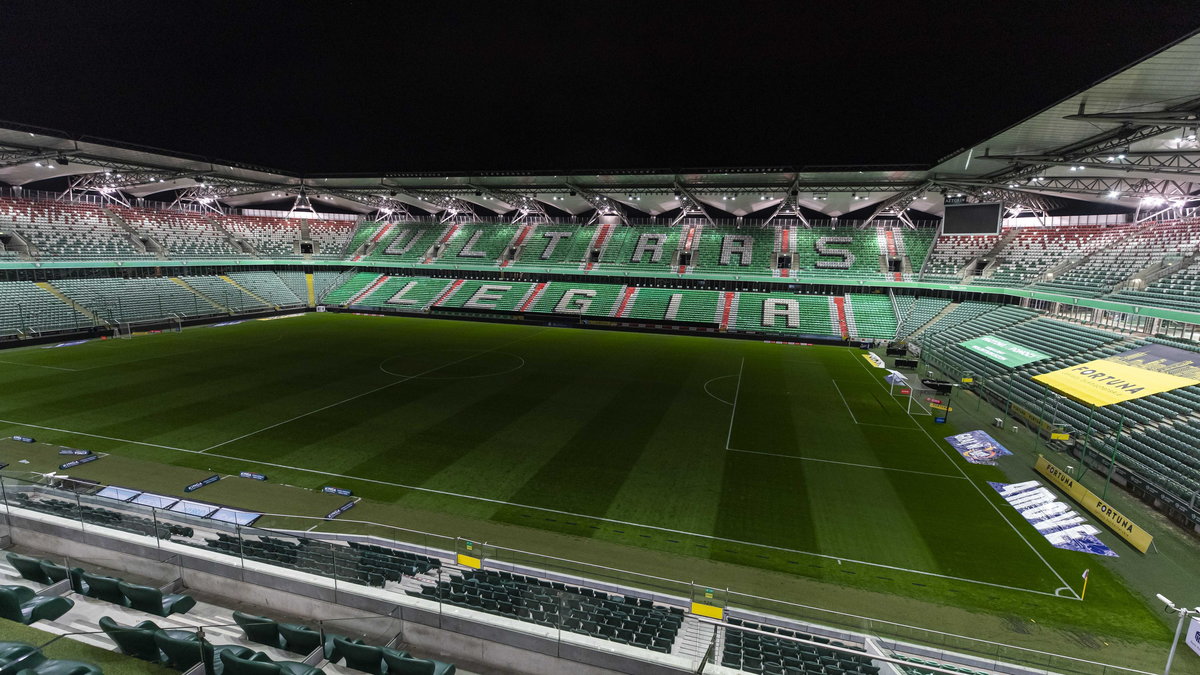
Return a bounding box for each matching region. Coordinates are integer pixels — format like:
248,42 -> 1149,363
379,349 -> 526,380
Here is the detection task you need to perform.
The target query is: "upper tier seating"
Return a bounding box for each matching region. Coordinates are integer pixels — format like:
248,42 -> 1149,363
217,215 -> 302,257
0,281 -> 91,336
427,223 -> 519,268
361,222 -> 448,263
1031,219 -> 1200,297
691,223 -> 778,278
511,224 -> 600,270
791,227 -> 885,281
0,198 -> 149,260
115,208 -> 243,258
1107,257 -> 1200,313
308,219 -> 355,258
921,233 -> 1001,281
897,228 -> 936,276
974,224 -> 1128,287
593,225 -> 684,274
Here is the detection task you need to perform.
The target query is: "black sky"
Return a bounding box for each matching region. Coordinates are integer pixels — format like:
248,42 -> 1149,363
0,1 -> 1196,175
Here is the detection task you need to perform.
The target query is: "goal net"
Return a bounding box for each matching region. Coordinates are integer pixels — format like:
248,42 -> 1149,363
905,381 -> 939,416
113,323 -> 133,340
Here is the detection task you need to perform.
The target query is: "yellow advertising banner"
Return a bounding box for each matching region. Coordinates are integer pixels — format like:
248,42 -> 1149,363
690,602 -> 724,620
1032,358 -> 1199,407
1034,456 -> 1153,553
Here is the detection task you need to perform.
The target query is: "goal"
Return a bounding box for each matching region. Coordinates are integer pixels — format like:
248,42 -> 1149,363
112,316 -> 182,339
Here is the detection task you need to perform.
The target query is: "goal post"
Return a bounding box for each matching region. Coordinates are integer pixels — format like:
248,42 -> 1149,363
113,323 -> 133,340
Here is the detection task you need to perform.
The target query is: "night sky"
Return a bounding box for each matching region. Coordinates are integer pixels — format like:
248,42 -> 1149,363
0,1 -> 1196,175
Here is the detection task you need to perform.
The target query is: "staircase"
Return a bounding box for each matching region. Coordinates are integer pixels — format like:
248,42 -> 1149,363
169,277 -> 229,313
584,223 -> 615,271
206,216 -> 257,256
831,296 -> 850,337
614,286 -> 638,318
1118,250 -> 1200,290
345,274 -> 389,306
718,292 -> 737,330
354,222 -> 395,261
220,275 -> 276,309
501,224 -> 535,267
518,282 -> 548,312
422,222 -> 461,263
907,302 -> 959,340
104,207 -> 166,258
35,282 -> 110,326
304,272 -> 316,306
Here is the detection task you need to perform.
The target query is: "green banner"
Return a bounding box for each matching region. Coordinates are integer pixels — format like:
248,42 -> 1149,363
959,336 -> 1051,368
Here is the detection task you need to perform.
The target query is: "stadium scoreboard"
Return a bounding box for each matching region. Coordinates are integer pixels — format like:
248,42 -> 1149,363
943,202 -> 1002,234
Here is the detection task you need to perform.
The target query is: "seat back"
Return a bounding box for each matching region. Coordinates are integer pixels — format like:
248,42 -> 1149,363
277,623 -> 320,656
335,638 -> 383,674
233,611 -> 281,646
0,641 -> 46,671
0,588 -> 26,623
23,596 -> 74,624
220,650 -> 282,675
37,562 -> 69,585
154,632 -> 213,673
117,581 -> 163,615
98,616 -> 161,661
80,573 -> 125,605
5,554 -> 49,584
384,656 -> 438,675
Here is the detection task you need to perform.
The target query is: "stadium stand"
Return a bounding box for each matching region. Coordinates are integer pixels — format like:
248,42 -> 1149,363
436,279 -> 536,312
361,222 -> 448,263
921,232 -> 1001,281
1107,257 -> 1200,312
592,225 -> 684,275
894,296 -> 951,338
0,198 -> 150,260
844,293 -> 896,339
0,281 -> 92,335
430,223 -> 519,268
411,569 -> 682,653
1031,219 -> 1200,297
307,218 -> 356,258
226,272 -> 305,307
113,207 -> 243,258
510,224 -> 599,270
973,224 -> 1129,287
527,281 -> 624,316
791,227 -> 885,281
174,275 -> 270,313
897,227 -> 936,278
722,618 -> 880,675
622,288 -> 721,323
732,292 -> 836,336
51,277 -> 221,323
691,223 -> 778,278
218,215 -> 302,257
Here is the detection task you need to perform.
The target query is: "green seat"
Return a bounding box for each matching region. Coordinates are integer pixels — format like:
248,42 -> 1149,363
117,581 -> 196,617
381,654 -> 455,675
12,658 -> 102,675
0,641 -> 46,671
154,632 -> 253,675
334,638 -> 383,675
36,562 -> 75,588
80,574 -> 126,606
0,586 -> 36,604
5,555 -> 50,585
0,587 -> 73,625
232,611 -> 284,649
277,624 -> 355,661
98,616 -> 165,663
219,650 -> 325,675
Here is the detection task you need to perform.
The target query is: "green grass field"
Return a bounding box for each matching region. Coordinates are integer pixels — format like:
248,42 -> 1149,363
0,312 -> 1194,673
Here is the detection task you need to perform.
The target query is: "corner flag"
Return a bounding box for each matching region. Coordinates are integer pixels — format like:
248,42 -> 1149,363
1081,569 -> 1090,600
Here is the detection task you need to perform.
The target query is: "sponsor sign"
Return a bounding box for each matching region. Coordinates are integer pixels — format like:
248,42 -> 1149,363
184,474 -> 221,493
12,436 -> 35,443
239,471 -> 268,481
961,377 -> 974,384
862,353 -> 886,369
944,430 -> 1013,465
691,602 -> 724,620
930,404 -> 953,411
323,486 -> 353,497
1186,617 -> 1200,658
1050,432 -> 1071,441
1033,344 -> 1200,407
210,320 -> 245,328
899,388 -> 911,395
325,500 -> 356,520
924,397 -> 943,404
934,417 -> 946,423
59,455 -> 99,470
989,480 -> 1118,557
960,336 -> 1052,368
57,448 -> 91,456
1034,455 -> 1153,553
42,340 -> 87,349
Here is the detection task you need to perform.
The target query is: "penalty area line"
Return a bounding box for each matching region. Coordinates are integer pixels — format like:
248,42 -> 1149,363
726,447 -> 966,479
848,349 -> 1082,601
0,415 -> 1058,599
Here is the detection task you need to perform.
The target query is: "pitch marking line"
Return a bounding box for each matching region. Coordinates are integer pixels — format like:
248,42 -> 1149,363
726,447 -> 966,479
848,350 -> 1081,600
830,380 -> 859,424
723,357 -> 744,449
0,414 -> 1058,598
0,420 -> 191,452
0,360 -> 79,372
703,374 -> 735,406
201,331 -> 544,453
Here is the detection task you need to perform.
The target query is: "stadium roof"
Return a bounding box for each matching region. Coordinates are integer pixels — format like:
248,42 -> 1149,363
1,28 -> 1198,222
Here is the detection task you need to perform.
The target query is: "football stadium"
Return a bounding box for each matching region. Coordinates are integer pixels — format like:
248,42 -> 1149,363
0,9 -> 1199,675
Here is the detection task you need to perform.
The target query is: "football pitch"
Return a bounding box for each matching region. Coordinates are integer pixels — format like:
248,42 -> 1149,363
0,312 -> 1176,660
